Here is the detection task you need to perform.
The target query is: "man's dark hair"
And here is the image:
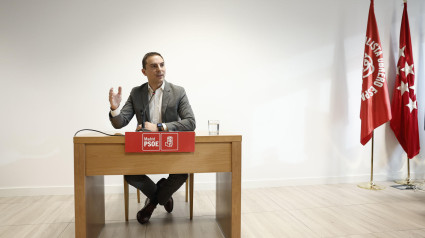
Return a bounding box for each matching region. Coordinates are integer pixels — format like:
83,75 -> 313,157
142,52 -> 163,69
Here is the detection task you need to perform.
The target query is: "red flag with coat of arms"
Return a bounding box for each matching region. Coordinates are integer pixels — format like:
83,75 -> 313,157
390,1 -> 420,159
360,0 -> 392,145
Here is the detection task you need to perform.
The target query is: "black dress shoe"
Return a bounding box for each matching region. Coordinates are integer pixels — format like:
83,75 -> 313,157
137,200 -> 157,224
164,196 -> 173,213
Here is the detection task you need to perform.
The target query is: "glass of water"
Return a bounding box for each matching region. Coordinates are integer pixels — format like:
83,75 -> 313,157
208,120 -> 220,135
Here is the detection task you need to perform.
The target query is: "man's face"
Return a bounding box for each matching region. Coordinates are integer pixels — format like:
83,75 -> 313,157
142,55 -> 166,86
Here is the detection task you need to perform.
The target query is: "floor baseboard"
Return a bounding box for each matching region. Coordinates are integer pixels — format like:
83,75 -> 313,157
0,172 -> 419,197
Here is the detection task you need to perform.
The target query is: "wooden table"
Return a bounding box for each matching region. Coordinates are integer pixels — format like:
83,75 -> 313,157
74,133 -> 241,238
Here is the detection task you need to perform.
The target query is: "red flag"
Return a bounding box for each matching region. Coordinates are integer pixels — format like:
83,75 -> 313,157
360,0 -> 392,145
390,1 -> 420,159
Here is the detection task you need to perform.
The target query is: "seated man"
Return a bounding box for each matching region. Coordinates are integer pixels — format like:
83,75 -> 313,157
108,52 -> 196,224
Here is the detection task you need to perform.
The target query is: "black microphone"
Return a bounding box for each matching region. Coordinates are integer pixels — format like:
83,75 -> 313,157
138,90 -> 156,131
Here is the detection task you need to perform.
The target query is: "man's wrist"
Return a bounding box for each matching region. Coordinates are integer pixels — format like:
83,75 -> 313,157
110,107 -> 120,117
157,123 -> 168,131
157,123 -> 164,131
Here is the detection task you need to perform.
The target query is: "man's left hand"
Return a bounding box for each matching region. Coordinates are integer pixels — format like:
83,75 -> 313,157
137,122 -> 158,132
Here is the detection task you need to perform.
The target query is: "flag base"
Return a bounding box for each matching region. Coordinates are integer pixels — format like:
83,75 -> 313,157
394,178 -> 424,186
393,179 -> 424,190
391,184 -> 417,190
357,182 -> 385,190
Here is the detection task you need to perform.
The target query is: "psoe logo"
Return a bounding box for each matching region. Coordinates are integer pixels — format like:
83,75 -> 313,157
165,136 -> 173,147
363,53 -> 375,78
142,134 -> 160,151
162,133 -> 178,151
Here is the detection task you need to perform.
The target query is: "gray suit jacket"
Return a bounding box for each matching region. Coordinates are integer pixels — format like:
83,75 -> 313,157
109,81 -> 196,131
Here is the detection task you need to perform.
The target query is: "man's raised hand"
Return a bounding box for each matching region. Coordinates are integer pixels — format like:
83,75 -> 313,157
109,87 -> 122,111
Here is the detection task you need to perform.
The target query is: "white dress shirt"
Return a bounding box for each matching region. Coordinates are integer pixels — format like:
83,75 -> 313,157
147,82 -> 164,124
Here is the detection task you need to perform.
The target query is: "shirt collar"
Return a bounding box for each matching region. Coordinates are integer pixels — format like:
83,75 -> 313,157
148,81 -> 165,94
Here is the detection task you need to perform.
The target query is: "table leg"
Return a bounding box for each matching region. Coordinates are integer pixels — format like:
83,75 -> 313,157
231,141 -> 242,238
216,172 -> 232,237
74,144 -> 105,238
216,141 -> 241,238
189,173 -> 194,220
124,177 -> 129,221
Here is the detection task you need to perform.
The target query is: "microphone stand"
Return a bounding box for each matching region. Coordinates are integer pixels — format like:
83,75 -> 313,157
137,90 -> 156,132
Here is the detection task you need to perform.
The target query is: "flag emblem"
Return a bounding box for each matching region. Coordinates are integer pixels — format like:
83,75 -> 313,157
363,53 -> 375,78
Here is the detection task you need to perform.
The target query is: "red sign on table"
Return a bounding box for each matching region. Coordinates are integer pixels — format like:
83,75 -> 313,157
125,132 -> 195,153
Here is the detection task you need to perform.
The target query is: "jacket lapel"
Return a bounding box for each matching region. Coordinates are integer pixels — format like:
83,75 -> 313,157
161,81 -> 170,122
140,83 -> 151,122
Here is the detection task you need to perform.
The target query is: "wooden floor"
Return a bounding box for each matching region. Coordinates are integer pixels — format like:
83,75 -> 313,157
1,182 -> 425,237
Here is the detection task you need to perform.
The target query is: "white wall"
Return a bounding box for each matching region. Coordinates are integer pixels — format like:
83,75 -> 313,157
1,0 -> 424,196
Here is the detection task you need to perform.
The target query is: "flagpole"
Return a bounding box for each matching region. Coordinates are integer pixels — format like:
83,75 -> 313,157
395,156 -> 414,187
407,157 -> 410,183
358,132 -> 385,190
370,133 -> 374,184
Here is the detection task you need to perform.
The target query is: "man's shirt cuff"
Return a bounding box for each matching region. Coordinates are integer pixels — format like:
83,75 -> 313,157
110,108 -> 120,117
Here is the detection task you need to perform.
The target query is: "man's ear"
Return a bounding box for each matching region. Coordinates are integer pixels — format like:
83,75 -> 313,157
141,68 -> 146,76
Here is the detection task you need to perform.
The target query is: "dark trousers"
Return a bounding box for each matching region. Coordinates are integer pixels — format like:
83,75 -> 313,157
124,174 -> 188,205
